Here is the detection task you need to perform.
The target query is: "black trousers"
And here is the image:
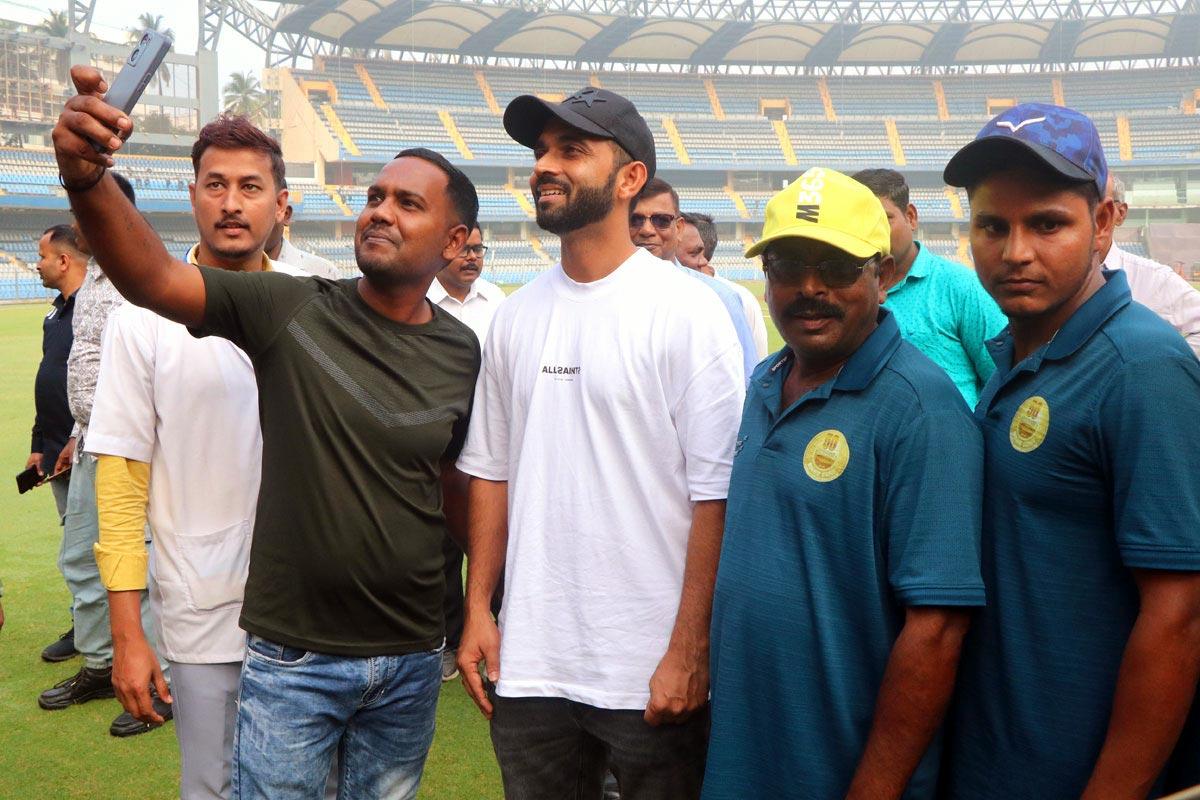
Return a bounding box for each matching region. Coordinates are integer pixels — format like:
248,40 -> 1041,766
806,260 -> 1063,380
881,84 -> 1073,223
489,692 -> 709,800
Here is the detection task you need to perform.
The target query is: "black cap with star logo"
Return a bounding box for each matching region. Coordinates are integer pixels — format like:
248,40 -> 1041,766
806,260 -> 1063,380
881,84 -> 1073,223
503,87 -> 656,179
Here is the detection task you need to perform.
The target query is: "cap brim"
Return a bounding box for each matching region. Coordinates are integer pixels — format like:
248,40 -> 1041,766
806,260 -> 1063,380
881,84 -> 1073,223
503,95 -> 614,149
944,136 -> 1094,188
745,225 -> 881,260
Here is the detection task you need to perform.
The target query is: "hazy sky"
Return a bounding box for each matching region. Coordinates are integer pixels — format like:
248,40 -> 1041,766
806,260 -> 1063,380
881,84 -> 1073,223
0,0 -> 271,81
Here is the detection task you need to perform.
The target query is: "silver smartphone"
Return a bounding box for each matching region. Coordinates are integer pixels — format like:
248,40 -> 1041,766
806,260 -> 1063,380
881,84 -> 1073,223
92,29 -> 173,152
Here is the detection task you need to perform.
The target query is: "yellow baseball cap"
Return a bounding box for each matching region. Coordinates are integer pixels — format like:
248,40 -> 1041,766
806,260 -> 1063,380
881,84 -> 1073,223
745,167 -> 891,260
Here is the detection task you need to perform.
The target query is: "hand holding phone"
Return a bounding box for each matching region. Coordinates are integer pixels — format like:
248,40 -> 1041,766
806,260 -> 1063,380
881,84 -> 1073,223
16,465 -> 43,494
89,30 -> 173,154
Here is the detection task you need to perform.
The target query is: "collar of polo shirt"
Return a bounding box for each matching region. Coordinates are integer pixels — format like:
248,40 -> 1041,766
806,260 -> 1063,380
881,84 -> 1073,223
186,243 -> 273,272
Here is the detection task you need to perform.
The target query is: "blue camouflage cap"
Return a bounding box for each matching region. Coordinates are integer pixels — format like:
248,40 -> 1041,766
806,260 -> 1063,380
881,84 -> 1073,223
943,102 -> 1107,196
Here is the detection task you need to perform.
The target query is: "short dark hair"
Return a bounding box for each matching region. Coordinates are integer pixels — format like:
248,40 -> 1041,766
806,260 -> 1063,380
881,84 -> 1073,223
110,171 -> 136,205
192,115 -> 286,191
611,142 -> 634,171
963,150 -> 1100,213
637,177 -> 680,214
681,212 -> 718,260
394,147 -> 479,231
42,223 -> 84,255
851,168 -> 909,210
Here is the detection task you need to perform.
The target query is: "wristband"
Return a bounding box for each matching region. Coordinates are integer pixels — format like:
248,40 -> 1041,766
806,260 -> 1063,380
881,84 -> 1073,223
59,168 -> 107,194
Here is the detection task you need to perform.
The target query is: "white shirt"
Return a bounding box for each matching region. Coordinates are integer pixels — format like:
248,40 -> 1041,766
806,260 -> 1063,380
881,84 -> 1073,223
715,274 -> 769,360
427,275 -> 507,345
85,256 -> 308,663
278,237 -> 340,279
458,248 -> 745,709
1103,244 -> 1200,357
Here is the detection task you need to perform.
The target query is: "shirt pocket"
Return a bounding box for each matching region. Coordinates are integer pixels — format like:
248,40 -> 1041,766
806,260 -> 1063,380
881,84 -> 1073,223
176,521 -> 252,612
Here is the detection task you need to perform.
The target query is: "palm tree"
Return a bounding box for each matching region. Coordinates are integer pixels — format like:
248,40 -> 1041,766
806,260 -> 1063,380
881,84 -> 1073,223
127,13 -> 173,44
36,10 -> 72,83
36,9 -> 70,37
223,71 -> 267,122
127,13 -> 174,89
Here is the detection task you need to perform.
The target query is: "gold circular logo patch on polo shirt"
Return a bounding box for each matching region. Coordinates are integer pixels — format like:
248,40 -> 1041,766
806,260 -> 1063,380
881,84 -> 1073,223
803,429 -> 850,482
1009,396 -> 1050,453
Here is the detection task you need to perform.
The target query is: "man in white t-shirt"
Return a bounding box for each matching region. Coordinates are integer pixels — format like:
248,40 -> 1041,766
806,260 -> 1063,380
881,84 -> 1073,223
455,88 -> 745,799
427,222 -> 506,682
679,212 -> 768,360
88,118 -> 313,799
1099,173 -> 1200,357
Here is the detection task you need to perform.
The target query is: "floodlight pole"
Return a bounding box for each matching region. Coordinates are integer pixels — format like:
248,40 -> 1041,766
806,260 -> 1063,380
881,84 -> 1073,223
198,0 -> 339,68
68,0 -> 96,35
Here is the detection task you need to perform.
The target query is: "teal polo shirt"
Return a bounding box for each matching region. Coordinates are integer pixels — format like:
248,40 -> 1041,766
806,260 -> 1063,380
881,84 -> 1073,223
945,270 -> 1200,798
884,242 -> 1007,408
703,309 -> 985,800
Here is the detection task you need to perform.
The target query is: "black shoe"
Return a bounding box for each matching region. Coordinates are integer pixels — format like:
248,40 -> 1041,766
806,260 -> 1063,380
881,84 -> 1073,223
41,628 -> 78,663
109,689 -> 173,738
37,665 -> 115,709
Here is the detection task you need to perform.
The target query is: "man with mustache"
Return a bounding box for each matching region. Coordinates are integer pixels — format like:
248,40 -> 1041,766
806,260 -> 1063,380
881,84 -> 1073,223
456,87 -> 745,799
425,222 -> 506,683
703,167 -> 985,800
942,105 -> 1200,798
52,65 -> 479,799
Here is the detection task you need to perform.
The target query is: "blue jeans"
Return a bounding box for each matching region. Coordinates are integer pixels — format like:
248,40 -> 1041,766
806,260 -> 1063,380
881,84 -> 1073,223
59,452 -> 159,669
233,635 -> 442,800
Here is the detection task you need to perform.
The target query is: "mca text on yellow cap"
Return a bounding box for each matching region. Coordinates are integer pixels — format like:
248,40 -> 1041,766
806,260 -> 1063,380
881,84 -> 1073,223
745,167 -> 891,260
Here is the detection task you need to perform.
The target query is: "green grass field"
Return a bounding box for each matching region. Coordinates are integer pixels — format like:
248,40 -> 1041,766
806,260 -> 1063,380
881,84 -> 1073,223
0,288 -> 778,799
0,302 -> 500,799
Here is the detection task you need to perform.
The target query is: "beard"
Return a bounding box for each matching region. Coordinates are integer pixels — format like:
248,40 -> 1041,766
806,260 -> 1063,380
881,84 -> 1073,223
207,240 -> 260,263
354,239 -> 407,287
535,170 -> 617,236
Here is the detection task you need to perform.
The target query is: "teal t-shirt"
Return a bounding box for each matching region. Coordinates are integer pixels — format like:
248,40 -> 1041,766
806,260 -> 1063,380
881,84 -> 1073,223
945,270 -> 1200,798
883,243 -> 1007,408
704,309 -> 985,800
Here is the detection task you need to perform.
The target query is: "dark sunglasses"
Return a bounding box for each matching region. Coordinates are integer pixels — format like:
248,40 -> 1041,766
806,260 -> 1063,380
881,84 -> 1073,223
462,244 -> 489,256
764,255 -> 877,289
630,213 -> 677,230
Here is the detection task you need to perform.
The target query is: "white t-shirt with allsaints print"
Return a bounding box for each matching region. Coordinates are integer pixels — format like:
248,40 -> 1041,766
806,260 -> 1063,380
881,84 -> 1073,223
458,246 -> 745,709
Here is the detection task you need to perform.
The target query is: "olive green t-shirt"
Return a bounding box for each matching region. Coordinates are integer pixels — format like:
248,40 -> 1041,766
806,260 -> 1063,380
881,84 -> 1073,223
191,267 -> 480,656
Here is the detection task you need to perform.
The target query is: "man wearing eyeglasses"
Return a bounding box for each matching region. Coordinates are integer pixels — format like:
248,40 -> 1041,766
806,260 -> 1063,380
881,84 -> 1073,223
703,167 -> 985,800
427,224 -> 506,347
631,178 -> 759,379
427,222 -> 506,683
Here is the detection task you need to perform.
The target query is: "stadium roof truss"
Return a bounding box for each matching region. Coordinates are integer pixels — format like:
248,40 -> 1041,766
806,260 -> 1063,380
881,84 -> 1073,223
212,0 -> 1200,68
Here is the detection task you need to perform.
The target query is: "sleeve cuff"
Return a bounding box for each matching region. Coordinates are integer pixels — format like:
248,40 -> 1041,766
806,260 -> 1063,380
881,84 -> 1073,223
1120,545 -> 1200,572
84,433 -> 154,464
93,547 -> 148,591
456,457 -> 508,482
894,584 -> 986,607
